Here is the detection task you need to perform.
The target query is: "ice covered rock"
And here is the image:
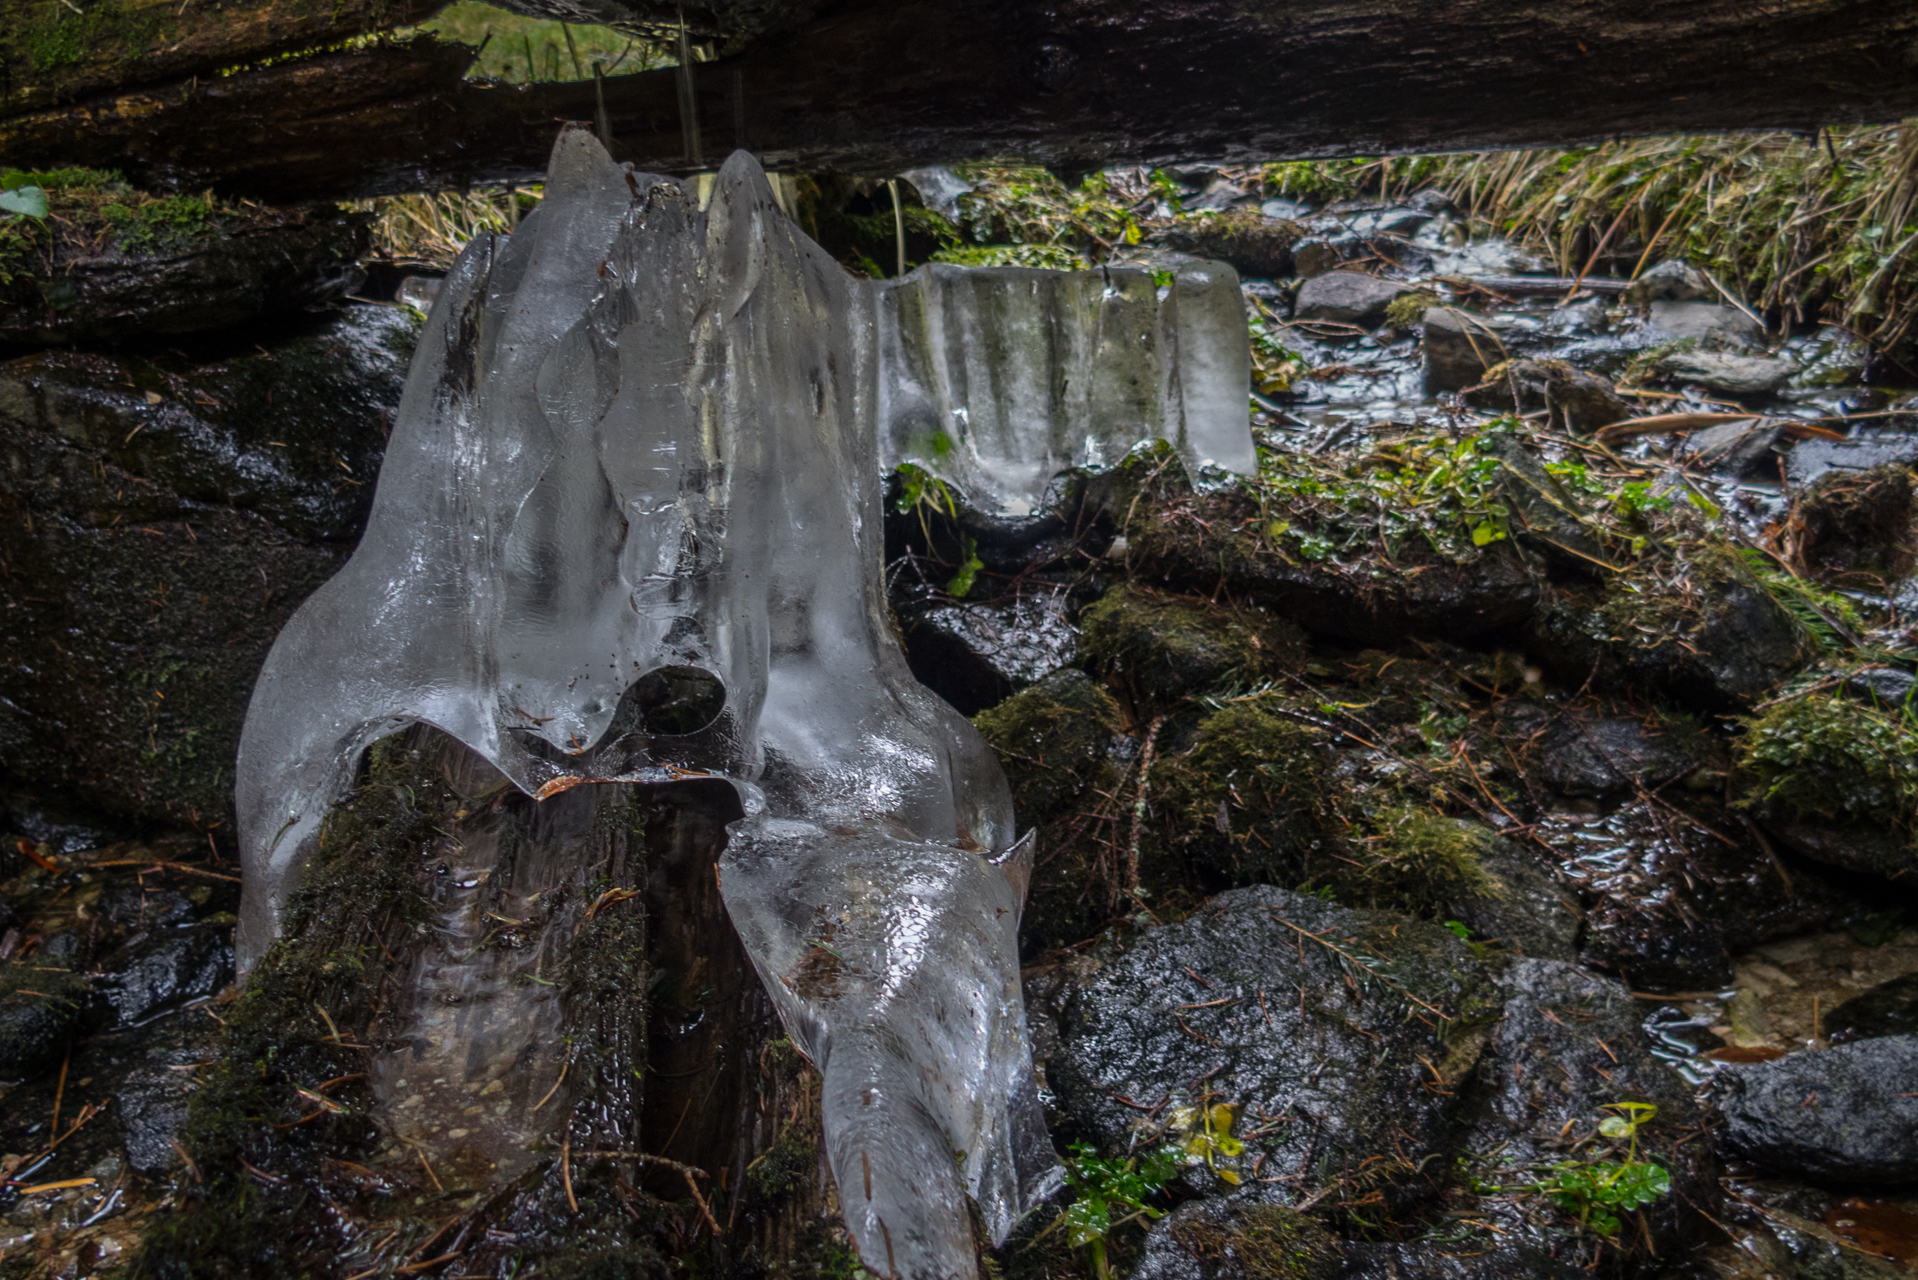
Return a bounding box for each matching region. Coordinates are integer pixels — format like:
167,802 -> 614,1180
224,131 -> 1254,1276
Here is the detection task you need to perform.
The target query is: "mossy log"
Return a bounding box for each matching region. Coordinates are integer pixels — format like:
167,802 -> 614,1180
0,0 -> 443,116
7,0 -> 1918,201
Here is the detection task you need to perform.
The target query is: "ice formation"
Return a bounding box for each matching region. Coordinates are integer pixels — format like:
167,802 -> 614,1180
235,130 -> 1252,1274
878,259 -> 1254,514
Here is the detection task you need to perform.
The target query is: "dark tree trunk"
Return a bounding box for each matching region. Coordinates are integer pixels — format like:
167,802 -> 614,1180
5,0 -> 1918,201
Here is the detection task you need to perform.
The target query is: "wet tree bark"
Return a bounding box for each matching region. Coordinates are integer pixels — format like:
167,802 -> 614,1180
0,0 -> 444,117
4,0 -> 1918,200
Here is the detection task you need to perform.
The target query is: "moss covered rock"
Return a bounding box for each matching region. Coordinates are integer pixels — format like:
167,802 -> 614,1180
1528,549 -> 1815,711
0,305 -> 416,830
1738,690 -> 1917,876
0,167 -> 368,346
1149,698 -> 1339,895
1128,490 -> 1540,645
1079,585 -> 1302,715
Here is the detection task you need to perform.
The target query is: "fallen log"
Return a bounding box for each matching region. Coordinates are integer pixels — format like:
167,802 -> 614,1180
0,0 -> 443,116
6,0 -> 1918,201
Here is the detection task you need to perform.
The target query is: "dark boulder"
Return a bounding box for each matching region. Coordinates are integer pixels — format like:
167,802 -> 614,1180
1444,836 -> 1581,963
96,925 -> 232,1026
0,964 -> 87,1075
0,304 -> 416,828
1293,272 -> 1412,328
1154,210 -> 1304,280
1037,887 -> 1500,1204
1130,493 -> 1540,645
1468,358 -> 1633,434
1131,1200 -> 1343,1280
1520,709 -> 1706,799
1716,1035 -> 1918,1184
0,173 -> 367,347
1528,560 -> 1814,712
1824,974 -> 1918,1045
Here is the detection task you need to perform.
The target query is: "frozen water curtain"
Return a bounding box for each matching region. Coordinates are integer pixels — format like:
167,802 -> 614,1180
236,129 -> 1252,1276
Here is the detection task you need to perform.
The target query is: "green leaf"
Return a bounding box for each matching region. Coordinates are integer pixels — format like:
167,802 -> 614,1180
1597,1116 -> 1631,1139
0,186 -> 48,220
945,535 -> 983,598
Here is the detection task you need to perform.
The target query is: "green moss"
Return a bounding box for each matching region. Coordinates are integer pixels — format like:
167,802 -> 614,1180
19,0 -> 167,79
931,242 -> 1084,270
974,668 -> 1122,828
1340,805 -> 1504,913
1738,692 -> 1918,837
1153,698 -> 1338,891
1168,1204 -> 1342,1280
1384,289 -> 1443,329
0,168 -> 228,286
1079,585 -> 1302,714
140,734 -> 445,1277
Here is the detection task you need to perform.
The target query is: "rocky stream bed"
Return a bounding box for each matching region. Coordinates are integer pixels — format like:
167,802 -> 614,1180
2,158 -> 1918,1280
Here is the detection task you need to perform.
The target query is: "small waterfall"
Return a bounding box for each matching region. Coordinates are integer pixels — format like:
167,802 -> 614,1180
235,128 -> 1252,1276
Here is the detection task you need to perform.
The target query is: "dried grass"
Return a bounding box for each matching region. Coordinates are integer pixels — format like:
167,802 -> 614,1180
1358,126 -> 1918,345
347,188 -> 539,269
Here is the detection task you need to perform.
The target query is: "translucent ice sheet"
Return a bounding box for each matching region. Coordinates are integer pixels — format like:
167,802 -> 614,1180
877,261 -> 1255,514
235,132 -> 1249,1275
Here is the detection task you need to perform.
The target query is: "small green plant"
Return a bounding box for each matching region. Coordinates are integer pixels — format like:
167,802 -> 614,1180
0,186 -> 48,220
945,534 -> 983,598
1167,1100 -> 1245,1183
1545,1103 -> 1671,1237
1051,1140 -> 1182,1280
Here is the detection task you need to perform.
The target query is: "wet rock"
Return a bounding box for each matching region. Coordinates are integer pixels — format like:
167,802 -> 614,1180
1132,1199 -> 1343,1280
1155,211 -> 1304,279
0,195 -> 367,347
1716,1035 -> 1918,1183
1645,299 -> 1763,348
0,966 -> 87,1074
1421,307 -> 1504,393
1787,462 -> 1916,583
116,1016 -> 222,1176
1624,260 -> 1714,306
1444,836 -> 1581,962
1766,823 -> 1914,881
1472,358 -> 1633,434
96,926 -> 232,1026
1079,584 -> 1301,715
1527,560 -> 1814,711
1784,427 -> 1918,490
1294,272 -> 1412,327
1843,666 -> 1917,711
1130,493 -> 1540,645
1337,1242 -> 1587,1279
0,305 -> 416,827
1478,431 -> 1605,568
95,880 -> 196,931
899,588 -> 1078,715
1659,350 -> 1796,395
1040,887 -> 1498,1203
1526,711 -> 1704,798
1460,957 -> 1711,1247
1825,973 -> 1918,1045
1675,418 -> 1790,479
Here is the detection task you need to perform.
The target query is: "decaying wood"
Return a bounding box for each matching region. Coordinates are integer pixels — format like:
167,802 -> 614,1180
0,0 -> 443,117
6,0 -> 1918,200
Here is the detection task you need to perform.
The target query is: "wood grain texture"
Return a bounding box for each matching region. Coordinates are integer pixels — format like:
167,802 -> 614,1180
6,0 -> 1918,199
